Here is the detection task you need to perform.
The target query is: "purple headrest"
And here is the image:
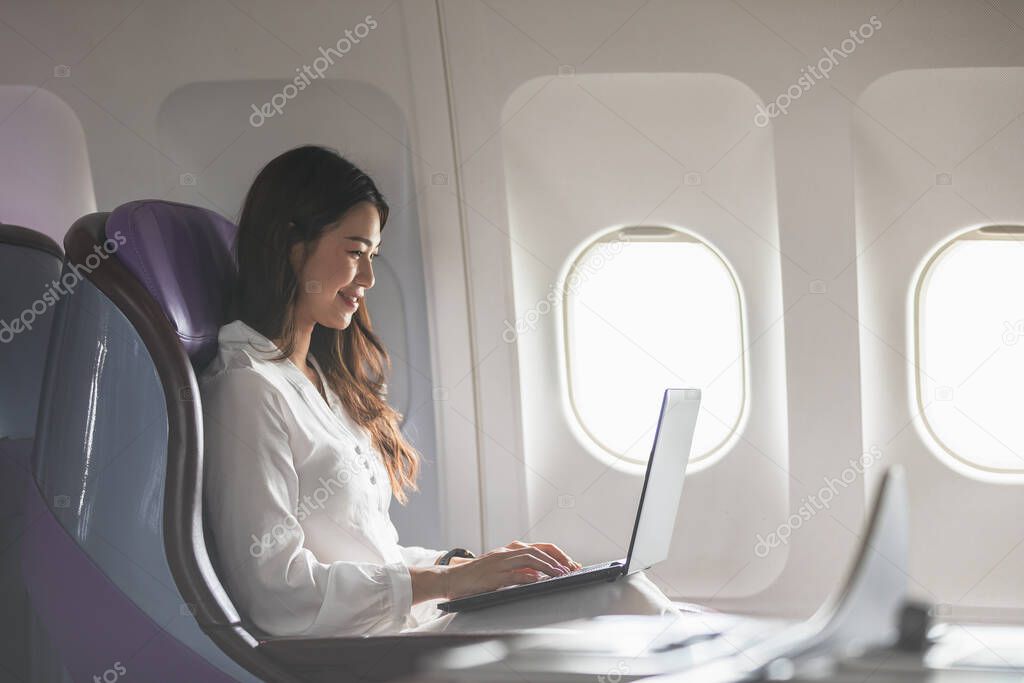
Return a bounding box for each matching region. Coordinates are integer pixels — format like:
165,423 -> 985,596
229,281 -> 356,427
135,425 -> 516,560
108,200 -> 237,368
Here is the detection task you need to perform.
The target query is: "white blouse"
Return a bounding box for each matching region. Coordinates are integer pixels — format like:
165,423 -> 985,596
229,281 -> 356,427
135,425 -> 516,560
200,319 -> 447,637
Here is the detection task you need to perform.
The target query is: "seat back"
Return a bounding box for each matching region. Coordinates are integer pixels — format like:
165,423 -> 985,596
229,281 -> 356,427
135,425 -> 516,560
0,223 -> 63,438
25,203 -> 294,682
0,224 -> 65,683
99,200 -> 256,637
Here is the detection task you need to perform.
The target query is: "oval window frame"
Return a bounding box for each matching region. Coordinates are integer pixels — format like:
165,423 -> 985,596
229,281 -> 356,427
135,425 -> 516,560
562,226 -> 747,466
913,224 -> 1024,475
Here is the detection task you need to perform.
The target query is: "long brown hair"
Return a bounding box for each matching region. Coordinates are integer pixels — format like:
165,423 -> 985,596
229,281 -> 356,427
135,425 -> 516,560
231,145 -> 420,504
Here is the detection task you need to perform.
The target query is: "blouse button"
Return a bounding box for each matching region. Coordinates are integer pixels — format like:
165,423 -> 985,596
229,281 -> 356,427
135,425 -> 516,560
363,460 -> 370,469
370,475 -> 377,484
354,445 -> 362,455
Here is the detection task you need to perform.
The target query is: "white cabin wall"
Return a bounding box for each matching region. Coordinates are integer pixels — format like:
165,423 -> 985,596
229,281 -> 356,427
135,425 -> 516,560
0,85 -> 96,240
438,0 -> 872,617
498,71 -> 791,601
856,67 -> 1024,617
437,0 -> 1024,617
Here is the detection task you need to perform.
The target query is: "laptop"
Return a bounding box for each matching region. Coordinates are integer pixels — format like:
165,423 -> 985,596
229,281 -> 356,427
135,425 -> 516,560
437,388 -> 701,613
422,465 -> 910,681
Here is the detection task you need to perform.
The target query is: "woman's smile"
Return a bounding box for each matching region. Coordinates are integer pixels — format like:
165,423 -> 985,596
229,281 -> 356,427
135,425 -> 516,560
337,291 -> 359,311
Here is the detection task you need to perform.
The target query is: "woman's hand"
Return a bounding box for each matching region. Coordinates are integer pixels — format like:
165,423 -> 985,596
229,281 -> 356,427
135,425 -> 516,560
492,540 -> 583,573
441,543 -> 578,600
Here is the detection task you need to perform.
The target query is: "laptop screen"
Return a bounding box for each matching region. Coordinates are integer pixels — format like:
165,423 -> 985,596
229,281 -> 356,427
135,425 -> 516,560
623,388 -> 701,574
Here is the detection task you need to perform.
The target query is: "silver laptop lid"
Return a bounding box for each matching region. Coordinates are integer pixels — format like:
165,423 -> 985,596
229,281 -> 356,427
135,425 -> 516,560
623,388 -> 701,575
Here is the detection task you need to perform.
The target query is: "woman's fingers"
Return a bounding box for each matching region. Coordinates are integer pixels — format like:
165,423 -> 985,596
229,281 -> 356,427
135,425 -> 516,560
489,540 -> 581,573
530,542 -> 581,570
445,545 -> 581,599
511,570 -> 550,584
517,545 -> 573,573
520,540 -> 577,569
503,540 -> 581,571
499,550 -> 566,577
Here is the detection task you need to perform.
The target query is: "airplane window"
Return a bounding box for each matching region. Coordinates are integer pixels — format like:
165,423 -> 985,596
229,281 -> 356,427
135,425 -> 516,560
564,227 -> 744,464
916,226 -> 1024,473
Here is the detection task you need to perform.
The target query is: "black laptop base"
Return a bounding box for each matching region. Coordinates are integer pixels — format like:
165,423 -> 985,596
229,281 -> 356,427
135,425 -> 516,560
437,561 -> 626,613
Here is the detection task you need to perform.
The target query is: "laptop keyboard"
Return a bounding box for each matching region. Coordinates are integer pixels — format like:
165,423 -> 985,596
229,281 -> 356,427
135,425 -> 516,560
442,560 -> 628,608
533,560 -> 621,583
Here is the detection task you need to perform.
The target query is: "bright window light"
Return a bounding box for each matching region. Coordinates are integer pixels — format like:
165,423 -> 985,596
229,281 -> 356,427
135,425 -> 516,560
917,228 -> 1024,473
564,228 -> 744,464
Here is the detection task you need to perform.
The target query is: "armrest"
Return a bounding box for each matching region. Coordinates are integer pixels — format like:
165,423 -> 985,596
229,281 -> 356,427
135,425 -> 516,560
258,633 -> 509,683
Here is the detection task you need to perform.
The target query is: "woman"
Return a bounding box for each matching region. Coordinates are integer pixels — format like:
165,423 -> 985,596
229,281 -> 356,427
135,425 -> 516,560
200,145 -> 582,638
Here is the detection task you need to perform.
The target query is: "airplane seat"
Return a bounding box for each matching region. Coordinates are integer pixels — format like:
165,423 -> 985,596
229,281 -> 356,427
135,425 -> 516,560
86,200 -> 264,654
22,204 -> 286,683
0,223 -> 66,683
25,199 -> 492,683
104,198 -> 242,618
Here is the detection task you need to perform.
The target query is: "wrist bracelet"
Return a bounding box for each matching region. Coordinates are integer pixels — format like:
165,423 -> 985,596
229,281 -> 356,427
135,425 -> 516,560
436,547 -> 475,566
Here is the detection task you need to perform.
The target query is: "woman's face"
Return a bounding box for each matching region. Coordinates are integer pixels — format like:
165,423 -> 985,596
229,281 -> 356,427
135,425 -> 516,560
290,201 -> 380,331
